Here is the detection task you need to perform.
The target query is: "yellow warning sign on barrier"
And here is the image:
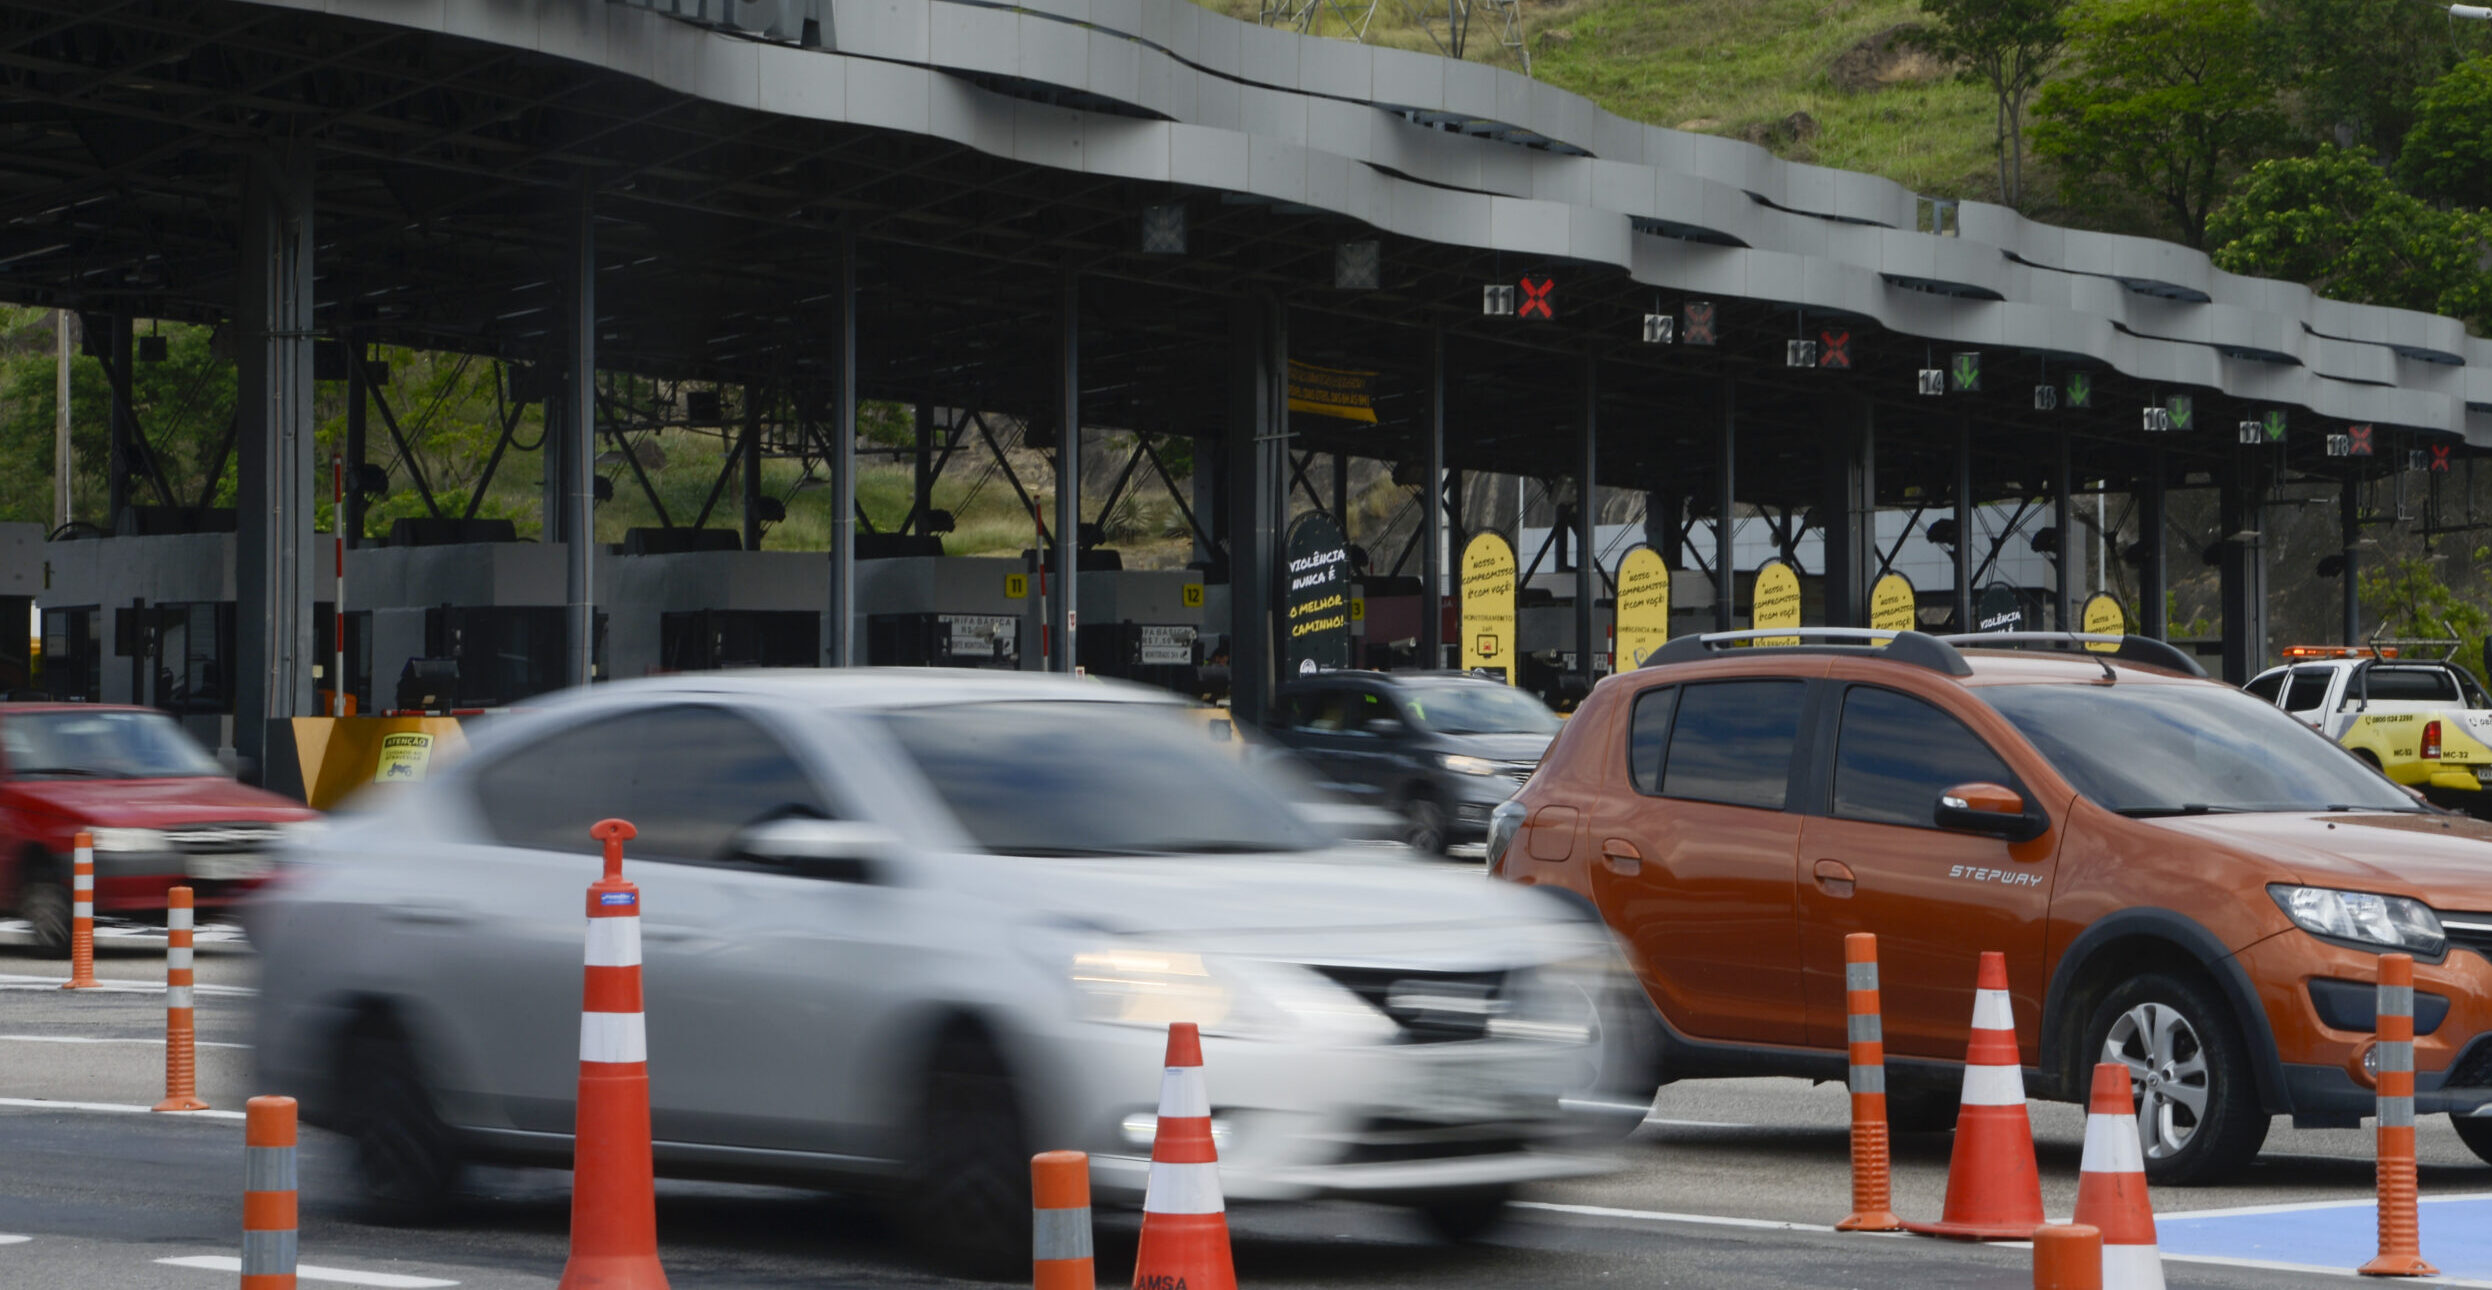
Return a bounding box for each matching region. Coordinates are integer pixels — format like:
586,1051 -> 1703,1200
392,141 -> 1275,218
1870,572 -> 1918,633
286,716 -> 473,811
374,733 -> 434,784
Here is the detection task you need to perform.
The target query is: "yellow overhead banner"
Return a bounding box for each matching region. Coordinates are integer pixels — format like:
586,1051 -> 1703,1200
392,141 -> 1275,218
1286,360 -> 1379,424
1752,561 -> 1801,646
2082,592 -> 2127,650
1614,546 -> 1671,669
1459,532 -> 1517,684
1869,572 -> 1917,634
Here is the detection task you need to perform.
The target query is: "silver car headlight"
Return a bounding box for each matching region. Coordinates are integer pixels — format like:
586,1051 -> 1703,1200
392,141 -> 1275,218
2270,885 -> 2445,956
89,827 -> 168,853
1489,952 -> 1612,1045
1439,753 -> 1500,776
1069,948 -> 1238,1032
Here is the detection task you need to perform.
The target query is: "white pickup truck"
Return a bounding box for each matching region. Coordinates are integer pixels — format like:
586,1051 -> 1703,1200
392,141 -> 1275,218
2246,651 -> 2492,812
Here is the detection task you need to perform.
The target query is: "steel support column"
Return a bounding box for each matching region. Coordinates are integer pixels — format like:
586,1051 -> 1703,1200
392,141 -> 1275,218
103,315 -> 135,531
562,190 -> 597,689
1715,381 -> 1736,632
233,147 -> 316,768
2341,474 -> 2361,645
912,401 -> 934,539
1420,329 -> 1445,668
2141,450 -> 2168,639
742,385 -> 765,551
1576,351 -> 1598,675
827,231 -> 858,666
1226,296 -> 1284,723
2054,431 -> 2075,630
2218,456 -> 2268,683
1822,396 -> 1873,627
1953,419 -> 1974,631
1053,270 -> 1080,673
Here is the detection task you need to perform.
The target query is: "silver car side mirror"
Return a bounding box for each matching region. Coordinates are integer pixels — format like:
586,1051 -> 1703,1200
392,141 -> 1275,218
730,818 -> 901,884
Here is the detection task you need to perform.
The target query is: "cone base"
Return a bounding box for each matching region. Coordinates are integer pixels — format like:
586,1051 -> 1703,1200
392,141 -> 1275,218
151,1096 -> 210,1112
2357,1254 -> 2439,1278
1132,1210 -> 1237,1290
557,1253 -> 673,1290
1901,1216 -> 2041,1241
1836,1210 -> 1902,1232
60,980 -> 98,990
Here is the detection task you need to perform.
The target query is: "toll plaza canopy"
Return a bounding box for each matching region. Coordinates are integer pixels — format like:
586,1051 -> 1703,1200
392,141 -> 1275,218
1,0 -> 2486,751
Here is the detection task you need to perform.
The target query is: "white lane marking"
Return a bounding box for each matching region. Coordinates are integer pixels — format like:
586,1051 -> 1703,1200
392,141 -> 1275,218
0,1235 -> 28,1245
1514,1200 -> 1844,1234
0,918 -> 246,942
2153,1190 -> 2492,1222
1642,1116 -> 1753,1129
0,973 -> 254,997
0,1097 -> 244,1120
158,1255 -> 461,1286
2160,1251 -> 2492,1287
0,1033 -> 249,1050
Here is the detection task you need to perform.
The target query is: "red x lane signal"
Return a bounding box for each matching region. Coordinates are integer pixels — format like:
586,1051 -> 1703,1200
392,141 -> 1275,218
2433,443 -> 2453,472
1517,277 -> 1556,319
1818,329 -> 1852,370
2348,424 -> 2374,456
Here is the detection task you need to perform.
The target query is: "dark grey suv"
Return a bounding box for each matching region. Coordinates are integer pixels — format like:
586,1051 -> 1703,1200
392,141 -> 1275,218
1267,672 -> 1560,854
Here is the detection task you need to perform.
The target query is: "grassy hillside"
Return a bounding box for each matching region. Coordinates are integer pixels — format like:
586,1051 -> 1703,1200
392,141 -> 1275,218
1196,0 -> 2002,202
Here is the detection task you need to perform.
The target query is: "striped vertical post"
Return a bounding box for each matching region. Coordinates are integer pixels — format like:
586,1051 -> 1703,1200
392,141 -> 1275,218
242,1095 -> 299,1289
2359,953 -> 2436,1277
1836,932 -> 1899,1231
1031,1150 -> 1095,1290
61,831 -> 97,989
557,818 -> 668,1290
331,452 -> 347,716
153,885 -> 208,1112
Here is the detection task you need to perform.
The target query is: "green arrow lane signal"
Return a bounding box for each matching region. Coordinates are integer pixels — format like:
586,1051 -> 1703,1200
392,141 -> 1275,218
1951,352 -> 1981,392
2166,395 -> 2193,431
2067,372 -> 2092,407
2264,411 -> 2286,442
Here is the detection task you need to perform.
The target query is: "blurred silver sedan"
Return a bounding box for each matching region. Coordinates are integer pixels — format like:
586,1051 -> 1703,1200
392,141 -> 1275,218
250,671 -> 1649,1267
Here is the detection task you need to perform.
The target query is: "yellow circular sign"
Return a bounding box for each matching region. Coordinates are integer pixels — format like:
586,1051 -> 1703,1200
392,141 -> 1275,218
1870,572 -> 1917,634
1615,546 -> 1672,667
2081,592 -> 2126,650
1752,562 -> 1802,646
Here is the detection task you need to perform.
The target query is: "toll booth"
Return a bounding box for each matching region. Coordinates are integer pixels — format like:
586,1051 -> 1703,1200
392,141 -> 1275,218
37,530 -> 238,748
600,544 -> 828,676
1074,568 -> 1206,690
855,555 -> 1028,670
348,537 -> 598,712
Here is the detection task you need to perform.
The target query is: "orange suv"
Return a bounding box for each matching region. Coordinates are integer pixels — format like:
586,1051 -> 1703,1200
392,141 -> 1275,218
1490,629 -> 2492,1184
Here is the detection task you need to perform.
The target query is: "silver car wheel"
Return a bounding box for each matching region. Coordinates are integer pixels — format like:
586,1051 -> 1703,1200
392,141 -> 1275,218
2102,1001 -> 2211,1161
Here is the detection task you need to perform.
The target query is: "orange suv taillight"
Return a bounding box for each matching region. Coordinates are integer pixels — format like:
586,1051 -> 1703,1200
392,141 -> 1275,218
2424,721 -> 2443,760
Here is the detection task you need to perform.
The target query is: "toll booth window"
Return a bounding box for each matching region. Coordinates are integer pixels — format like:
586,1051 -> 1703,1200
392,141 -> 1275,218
878,701 -> 1322,856
1658,681 -> 1805,811
474,705 -> 829,864
1627,685 -> 1677,795
1831,687 -> 2017,828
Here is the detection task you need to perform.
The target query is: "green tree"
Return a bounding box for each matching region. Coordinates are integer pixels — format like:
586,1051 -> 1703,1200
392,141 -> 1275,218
2208,146 -> 2492,331
2269,0 -> 2472,159
2029,0 -> 2288,247
1913,0 -> 2070,208
2398,56 -> 2492,211
2362,554 -> 2492,688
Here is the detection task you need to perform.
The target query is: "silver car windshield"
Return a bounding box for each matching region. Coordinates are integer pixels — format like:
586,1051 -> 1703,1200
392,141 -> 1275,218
1400,683 -> 1560,736
1983,682 -> 2423,816
878,701 -> 1330,856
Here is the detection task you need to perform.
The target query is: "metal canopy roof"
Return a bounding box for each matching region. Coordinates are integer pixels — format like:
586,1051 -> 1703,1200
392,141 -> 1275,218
0,0 -> 2469,515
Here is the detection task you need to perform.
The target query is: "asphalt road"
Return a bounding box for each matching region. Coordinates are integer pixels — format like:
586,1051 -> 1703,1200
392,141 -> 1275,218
0,933 -> 2480,1289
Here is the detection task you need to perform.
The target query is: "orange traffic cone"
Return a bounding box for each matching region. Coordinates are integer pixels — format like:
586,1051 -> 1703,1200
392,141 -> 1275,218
1129,1022 -> 1235,1290
558,819 -> 669,1290
1904,950 -> 2043,1240
2073,1063 -> 2164,1289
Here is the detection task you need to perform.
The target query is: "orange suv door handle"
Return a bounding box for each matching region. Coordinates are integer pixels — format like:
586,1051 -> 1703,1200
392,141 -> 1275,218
1600,838 -> 1643,877
1814,860 -> 1857,898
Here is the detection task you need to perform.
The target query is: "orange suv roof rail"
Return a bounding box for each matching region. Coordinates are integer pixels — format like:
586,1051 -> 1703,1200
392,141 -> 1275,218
1645,628 -> 1973,677
1934,631 -> 2207,678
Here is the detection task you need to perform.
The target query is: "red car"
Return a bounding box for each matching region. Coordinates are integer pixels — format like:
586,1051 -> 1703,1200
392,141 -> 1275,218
0,704 -> 316,954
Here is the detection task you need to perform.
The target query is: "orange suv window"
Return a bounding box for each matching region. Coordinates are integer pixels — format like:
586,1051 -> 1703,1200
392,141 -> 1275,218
1626,685 -> 1676,794
1829,686 -> 2018,827
1649,680 -> 1806,811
